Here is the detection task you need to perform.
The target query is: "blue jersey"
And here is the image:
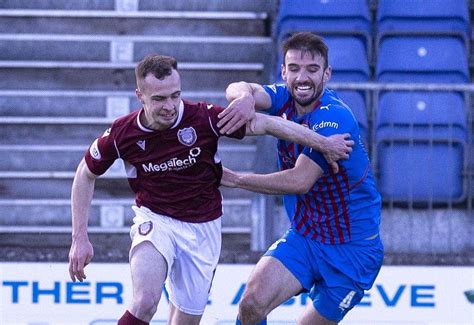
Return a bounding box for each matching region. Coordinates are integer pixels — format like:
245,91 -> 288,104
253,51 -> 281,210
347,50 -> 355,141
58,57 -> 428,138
263,84 -> 381,244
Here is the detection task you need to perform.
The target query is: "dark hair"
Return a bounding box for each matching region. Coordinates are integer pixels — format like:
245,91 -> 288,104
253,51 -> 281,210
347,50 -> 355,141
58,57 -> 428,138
282,32 -> 329,68
135,54 -> 178,88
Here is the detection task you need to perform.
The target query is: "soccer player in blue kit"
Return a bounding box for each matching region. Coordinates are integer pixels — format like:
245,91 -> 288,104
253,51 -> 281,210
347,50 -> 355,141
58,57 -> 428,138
219,32 -> 384,324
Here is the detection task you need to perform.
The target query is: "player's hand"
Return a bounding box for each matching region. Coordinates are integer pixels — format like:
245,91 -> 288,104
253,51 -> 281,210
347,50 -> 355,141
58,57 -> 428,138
217,94 -> 256,135
324,133 -> 354,174
68,234 -> 94,282
220,167 -> 239,188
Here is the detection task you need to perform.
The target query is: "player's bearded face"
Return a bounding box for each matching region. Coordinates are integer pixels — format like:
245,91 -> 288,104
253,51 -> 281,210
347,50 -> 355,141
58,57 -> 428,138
283,50 -> 328,109
138,70 -> 182,130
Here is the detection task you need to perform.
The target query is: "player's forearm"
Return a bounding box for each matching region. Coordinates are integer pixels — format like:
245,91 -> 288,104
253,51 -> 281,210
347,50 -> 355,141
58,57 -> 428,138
71,159 -> 96,240
234,170 -> 309,195
254,114 -> 330,154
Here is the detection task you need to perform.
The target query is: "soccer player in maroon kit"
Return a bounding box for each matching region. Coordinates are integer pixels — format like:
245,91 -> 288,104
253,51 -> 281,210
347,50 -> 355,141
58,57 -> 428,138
68,54 -> 353,325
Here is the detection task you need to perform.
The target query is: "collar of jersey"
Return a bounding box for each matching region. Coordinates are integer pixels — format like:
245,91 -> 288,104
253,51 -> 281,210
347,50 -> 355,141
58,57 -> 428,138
136,100 -> 184,132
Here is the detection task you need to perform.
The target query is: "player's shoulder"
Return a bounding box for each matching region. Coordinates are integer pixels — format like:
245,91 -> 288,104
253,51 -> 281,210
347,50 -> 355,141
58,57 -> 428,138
264,83 -> 289,97
183,99 -> 223,113
318,90 -> 355,119
181,100 -> 225,131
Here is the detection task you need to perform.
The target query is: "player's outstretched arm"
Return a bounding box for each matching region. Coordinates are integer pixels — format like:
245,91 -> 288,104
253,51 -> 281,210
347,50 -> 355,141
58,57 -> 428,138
217,81 -> 271,135
221,154 -> 323,194
245,113 -> 353,173
69,158 -> 97,282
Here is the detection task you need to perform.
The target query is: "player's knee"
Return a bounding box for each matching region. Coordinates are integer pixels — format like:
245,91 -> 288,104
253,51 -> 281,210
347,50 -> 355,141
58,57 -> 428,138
239,291 -> 268,321
133,290 -> 160,317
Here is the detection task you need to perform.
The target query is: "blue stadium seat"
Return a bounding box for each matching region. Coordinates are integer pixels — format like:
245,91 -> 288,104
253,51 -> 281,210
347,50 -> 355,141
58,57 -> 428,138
276,0 -> 371,55
275,36 -> 370,82
337,90 -> 369,145
375,91 -> 467,202
326,37 -> 370,82
376,36 -> 469,83
377,0 -> 470,52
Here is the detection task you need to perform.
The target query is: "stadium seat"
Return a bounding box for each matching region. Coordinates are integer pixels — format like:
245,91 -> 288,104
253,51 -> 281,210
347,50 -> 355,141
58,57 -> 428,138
376,0 -> 470,52
326,37 -> 370,82
375,91 -> 467,202
337,90 -> 369,145
376,36 -> 469,83
275,36 -> 370,82
276,0 -> 371,56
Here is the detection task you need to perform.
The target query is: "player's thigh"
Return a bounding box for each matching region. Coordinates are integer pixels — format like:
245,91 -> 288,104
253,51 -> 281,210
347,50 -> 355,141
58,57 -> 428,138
243,255 -> 303,311
168,302 -> 202,325
297,304 -> 337,325
130,241 -> 167,299
166,217 -> 221,316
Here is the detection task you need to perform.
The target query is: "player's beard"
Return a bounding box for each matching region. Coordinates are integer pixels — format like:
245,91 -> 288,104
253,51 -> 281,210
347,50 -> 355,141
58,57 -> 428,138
291,76 -> 325,108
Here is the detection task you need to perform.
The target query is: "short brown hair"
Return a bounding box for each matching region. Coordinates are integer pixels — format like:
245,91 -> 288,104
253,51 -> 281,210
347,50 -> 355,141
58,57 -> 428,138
135,54 -> 178,89
282,32 -> 328,68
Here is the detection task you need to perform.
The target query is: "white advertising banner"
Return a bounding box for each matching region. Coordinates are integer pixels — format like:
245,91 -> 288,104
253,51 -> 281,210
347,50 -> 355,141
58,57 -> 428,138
0,263 -> 473,324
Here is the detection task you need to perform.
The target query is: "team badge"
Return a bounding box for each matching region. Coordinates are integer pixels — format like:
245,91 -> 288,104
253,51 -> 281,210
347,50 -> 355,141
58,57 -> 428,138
177,127 -> 197,146
138,221 -> 153,236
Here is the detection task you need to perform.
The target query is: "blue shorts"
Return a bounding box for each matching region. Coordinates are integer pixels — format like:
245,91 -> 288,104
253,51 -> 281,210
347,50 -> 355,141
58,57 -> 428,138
264,228 -> 384,322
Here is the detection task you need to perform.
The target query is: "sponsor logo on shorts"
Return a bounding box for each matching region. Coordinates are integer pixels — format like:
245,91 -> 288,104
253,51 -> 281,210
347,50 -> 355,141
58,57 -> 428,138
268,238 -> 287,251
138,221 -> 153,236
177,127 -> 197,146
89,139 -> 101,160
312,120 -> 339,132
142,147 -> 202,172
339,290 -> 356,312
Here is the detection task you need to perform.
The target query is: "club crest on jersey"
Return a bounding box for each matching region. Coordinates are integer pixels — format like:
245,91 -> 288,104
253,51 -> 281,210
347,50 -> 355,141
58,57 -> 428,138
177,127 -> 197,146
138,221 -> 153,236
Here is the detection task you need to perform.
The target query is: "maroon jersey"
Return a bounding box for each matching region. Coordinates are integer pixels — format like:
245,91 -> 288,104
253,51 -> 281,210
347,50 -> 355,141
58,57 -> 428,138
84,100 -> 246,223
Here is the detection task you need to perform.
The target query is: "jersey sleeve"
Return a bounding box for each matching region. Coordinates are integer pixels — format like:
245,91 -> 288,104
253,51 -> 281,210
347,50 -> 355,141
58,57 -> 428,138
262,83 -> 290,116
84,126 -> 119,176
206,102 -> 246,139
302,106 -> 357,172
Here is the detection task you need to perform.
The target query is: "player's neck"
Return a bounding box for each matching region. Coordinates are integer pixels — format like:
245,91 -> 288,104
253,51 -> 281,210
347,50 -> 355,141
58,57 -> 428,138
295,101 -> 317,117
294,91 -> 324,117
139,109 -> 169,131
